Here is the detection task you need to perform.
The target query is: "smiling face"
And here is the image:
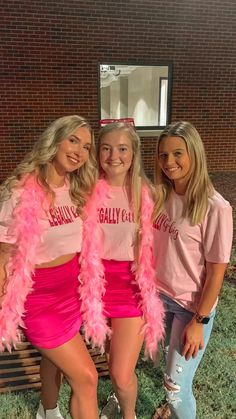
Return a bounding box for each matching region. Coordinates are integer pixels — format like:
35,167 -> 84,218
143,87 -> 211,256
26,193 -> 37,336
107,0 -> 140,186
99,130 -> 133,186
50,126 -> 91,185
158,136 -> 191,194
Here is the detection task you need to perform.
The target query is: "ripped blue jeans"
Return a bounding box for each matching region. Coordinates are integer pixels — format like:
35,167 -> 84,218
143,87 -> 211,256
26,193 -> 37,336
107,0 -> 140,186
161,294 -> 216,419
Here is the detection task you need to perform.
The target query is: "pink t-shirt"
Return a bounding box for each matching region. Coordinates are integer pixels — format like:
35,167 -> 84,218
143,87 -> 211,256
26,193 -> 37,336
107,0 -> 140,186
97,185 -> 136,261
0,183 -> 83,264
153,190 -> 233,311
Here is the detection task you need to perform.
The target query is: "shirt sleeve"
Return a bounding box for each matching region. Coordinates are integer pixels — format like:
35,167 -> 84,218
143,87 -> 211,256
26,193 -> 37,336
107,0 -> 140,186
202,201 -> 233,263
0,189 -> 20,244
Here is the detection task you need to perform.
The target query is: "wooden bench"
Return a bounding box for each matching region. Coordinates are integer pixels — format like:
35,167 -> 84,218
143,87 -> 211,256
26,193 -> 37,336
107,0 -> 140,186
0,338 -> 109,393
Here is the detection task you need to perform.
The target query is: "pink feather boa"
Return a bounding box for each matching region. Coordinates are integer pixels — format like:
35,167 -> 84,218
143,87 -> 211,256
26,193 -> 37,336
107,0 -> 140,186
79,179 -> 164,359
0,176 -> 48,352
79,179 -> 112,352
134,185 -> 165,360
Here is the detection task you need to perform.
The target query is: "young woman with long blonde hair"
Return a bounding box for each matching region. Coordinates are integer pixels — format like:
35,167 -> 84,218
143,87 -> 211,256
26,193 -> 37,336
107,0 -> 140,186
79,122 -> 164,419
0,115 -> 99,419
153,121 -> 233,419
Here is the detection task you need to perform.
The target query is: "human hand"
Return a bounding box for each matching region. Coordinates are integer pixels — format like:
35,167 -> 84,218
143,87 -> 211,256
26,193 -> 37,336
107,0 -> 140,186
181,320 -> 204,360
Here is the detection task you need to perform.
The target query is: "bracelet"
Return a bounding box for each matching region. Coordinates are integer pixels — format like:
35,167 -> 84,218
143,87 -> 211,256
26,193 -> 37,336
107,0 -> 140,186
194,311 -> 210,324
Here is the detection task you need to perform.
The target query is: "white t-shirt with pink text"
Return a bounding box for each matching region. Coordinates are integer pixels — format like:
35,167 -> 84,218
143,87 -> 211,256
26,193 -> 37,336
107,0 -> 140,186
153,190 -> 233,311
97,185 -> 136,261
0,183 -> 83,264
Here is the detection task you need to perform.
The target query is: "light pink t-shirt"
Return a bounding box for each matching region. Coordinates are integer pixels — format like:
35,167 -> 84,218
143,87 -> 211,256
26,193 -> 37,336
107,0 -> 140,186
153,190 -> 233,311
97,185 -> 136,261
0,183 -> 83,264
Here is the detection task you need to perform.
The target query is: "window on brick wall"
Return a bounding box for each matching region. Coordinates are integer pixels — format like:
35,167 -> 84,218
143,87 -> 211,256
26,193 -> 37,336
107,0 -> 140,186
98,63 -> 173,130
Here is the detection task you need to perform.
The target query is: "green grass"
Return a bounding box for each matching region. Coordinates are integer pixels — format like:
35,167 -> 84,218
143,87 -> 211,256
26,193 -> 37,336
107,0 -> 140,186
0,281 -> 235,419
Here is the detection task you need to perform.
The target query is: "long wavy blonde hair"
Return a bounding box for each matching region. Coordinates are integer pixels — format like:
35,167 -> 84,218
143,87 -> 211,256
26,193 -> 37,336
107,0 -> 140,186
97,122 -> 152,226
153,121 -> 214,225
1,115 -> 97,213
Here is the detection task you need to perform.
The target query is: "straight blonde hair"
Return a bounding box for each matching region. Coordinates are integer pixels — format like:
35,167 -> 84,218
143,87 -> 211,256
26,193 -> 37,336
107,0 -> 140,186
97,122 -> 152,227
153,121 -> 214,225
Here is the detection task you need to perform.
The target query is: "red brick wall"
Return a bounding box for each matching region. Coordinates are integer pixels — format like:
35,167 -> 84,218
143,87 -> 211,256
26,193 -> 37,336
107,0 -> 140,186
1,0 -> 235,181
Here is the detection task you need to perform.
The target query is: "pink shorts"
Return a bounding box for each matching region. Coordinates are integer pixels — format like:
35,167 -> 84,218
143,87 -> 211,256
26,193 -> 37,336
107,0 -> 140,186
102,259 -> 142,318
24,255 -> 82,349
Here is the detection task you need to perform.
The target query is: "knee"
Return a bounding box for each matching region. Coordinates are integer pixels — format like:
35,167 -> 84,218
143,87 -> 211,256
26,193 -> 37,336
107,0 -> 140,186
84,366 -> 98,388
164,373 -> 182,409
110,366 -> 135,392
67,365 -> 98,392
82,365 -> 98,389
164,373 -> 196,418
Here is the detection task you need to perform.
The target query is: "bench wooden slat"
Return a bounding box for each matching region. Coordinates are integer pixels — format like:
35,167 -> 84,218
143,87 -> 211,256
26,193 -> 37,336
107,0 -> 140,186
0,373 -> 40,384
0,365 -> 40,374
0,337 -> 109,393
0,356 -> 41,366
1,350 -> 39,361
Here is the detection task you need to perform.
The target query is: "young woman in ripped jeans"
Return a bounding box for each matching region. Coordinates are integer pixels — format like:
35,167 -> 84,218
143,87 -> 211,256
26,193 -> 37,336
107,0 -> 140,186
153,121 -> 233,419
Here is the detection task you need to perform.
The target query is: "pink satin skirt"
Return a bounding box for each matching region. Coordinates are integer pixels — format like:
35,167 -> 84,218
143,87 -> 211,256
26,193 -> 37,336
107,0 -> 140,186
24,255 -> 82,349
102,259 -> 142,318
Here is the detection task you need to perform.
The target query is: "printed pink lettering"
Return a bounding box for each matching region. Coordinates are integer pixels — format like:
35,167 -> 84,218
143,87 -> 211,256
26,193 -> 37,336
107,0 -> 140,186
63,206 -> 73,222
103,209 -> 109,223
57,207 -> 70,224
70,206 -> 79,219
53,208 -> 64,225
108,208 -> 115,224
121,209 -> 126,222
46,205 -> 79,227
115,208 -> 121,223
153,212 -> 178,240
98,207 -> 134,224
98,208 -> 104,223
47,209 -> 59,227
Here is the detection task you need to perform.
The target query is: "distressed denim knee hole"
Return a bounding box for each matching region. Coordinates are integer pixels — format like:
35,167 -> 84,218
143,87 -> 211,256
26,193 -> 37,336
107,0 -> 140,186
176,364 -> 183,373
164,374 -> 182,408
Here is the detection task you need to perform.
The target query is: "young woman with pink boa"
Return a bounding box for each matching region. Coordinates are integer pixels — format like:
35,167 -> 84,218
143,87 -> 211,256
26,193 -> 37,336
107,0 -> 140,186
79,122 -> 164,419
0,115 -> 99,419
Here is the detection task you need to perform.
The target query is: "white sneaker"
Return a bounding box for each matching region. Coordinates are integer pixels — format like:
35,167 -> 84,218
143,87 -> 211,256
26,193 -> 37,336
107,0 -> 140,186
36,401 -> 64,419
100,393 -> 120,419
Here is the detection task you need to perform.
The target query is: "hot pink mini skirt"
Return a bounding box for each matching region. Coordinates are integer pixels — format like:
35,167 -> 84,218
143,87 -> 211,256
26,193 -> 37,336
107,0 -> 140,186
24,255 -> 82,349
102,259 -> 142,318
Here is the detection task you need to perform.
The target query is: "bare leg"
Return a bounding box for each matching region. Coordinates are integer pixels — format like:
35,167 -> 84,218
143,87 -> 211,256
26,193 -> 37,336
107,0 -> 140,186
108,317 -> 144,419
38,333 -> 99,419
40,356 -> 62,409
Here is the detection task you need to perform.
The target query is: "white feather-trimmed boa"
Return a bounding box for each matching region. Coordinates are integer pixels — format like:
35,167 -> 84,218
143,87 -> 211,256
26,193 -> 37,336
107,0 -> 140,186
0,176 -> 48,352
79,179 -> 164,359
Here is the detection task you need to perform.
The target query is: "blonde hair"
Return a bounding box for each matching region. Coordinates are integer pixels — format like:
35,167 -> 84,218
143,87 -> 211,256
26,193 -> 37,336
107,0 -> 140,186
1,115 -> 97,213
97,122 -> 151,226
153,121 -> 214,225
